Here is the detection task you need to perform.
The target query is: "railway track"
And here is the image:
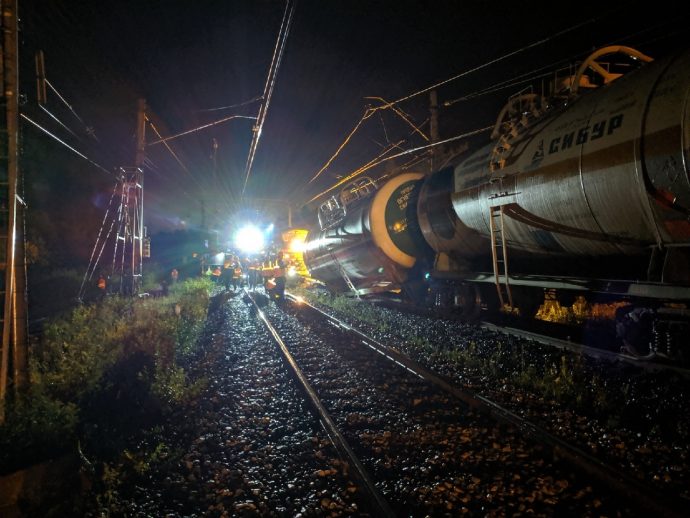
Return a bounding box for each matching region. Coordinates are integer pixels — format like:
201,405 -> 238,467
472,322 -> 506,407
246,290 -> 687,517
370,295 -> 690,374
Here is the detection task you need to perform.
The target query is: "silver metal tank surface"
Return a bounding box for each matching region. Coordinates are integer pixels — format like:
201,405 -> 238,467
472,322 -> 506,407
420,49 -> 690,260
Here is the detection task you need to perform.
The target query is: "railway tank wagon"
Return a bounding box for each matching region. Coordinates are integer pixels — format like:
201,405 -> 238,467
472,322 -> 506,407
301,46 -> 690,356
302,173 -> 431,296
418,46 -> 690,313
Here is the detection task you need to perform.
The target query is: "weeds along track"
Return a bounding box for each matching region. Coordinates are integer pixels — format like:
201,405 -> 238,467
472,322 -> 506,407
249,291 -> 685,517
291,289 -> 690,509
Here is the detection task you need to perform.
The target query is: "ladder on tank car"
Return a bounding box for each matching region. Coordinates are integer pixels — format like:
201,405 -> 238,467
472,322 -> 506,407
338,263 -> 360,299
329,249 -> 360,299
489,205 -> 513,311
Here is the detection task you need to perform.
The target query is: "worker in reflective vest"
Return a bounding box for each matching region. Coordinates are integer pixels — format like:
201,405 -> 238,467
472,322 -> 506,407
97,274 -> 107,301
272,258 -> 286,301
261,261 -> 274,292
231,262 -> 243,291
248,260 -> 260,290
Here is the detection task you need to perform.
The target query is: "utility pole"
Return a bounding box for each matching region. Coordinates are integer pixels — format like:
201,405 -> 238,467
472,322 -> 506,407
429,90 -> 440,174
1,0 -> 28,422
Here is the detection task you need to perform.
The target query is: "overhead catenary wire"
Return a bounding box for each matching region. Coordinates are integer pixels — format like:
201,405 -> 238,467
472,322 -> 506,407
147,114 -> 257,147
444,69 -> 562,107
241,0 -> 296,197
197,95 -> 264,113
20,113 -> 114,176
38,104 -> 79,139
304,17 -> 599,191
364,96 -> 429,142
308,109 -> 375,184
146,116 -> 190,174
143,109 -> 246,206
306,125 -> 492,204
380,17 -> 597,111
45,78 -> 99,141
308,96 -> 429,185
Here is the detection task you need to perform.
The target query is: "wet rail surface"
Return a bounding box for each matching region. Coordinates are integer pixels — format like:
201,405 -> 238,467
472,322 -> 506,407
249,290 -> 686,517
93,291 -> 375,517
372,297 -> 690,375
304,291 -> 690,503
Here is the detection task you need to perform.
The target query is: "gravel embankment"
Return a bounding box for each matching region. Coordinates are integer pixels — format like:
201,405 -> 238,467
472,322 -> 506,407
294,290 -> 690,503
89,291 -> 368,517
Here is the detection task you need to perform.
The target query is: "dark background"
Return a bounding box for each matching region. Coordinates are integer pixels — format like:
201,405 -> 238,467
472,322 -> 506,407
16,0 -> 690,249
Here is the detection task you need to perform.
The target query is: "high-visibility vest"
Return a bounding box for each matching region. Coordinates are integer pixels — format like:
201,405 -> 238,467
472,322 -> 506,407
98,277 -> 106,290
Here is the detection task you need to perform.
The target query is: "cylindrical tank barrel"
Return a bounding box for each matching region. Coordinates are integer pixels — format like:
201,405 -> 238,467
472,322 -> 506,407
303,173 -> 428,293
418,49 -> 690,261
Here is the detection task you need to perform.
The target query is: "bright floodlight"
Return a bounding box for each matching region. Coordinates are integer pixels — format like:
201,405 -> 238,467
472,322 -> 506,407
234,225 -> 265,253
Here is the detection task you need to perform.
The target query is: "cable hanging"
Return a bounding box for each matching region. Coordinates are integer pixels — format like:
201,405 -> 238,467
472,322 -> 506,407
44,78 -> 100,142
306,125 -> 493,204
304,18 -> 599,191
197,95 -> 264,112
147,114 -> 257,146
308,96 -> 428,185
241,0 -> 297,197
146,116 -> 190,174
20,113 -> 114,176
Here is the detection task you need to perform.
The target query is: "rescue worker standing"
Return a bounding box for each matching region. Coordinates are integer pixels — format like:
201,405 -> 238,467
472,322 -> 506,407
231,261 -> 243,291
248,260 -> 260,290
261,260 -> 272,293
272,257 -> 286,301
97,274 -> 107,301
222,259 -> 233,290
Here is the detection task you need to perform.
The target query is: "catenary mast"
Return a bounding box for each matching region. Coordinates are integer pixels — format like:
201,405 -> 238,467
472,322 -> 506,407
0,0 -> 28,422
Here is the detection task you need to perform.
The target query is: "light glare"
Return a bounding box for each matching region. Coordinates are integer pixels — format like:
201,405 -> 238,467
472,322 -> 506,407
235,225 -> 265,253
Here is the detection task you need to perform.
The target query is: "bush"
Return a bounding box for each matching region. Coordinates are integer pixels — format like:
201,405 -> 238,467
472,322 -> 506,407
0,389 -> 79,474
1,277 -> 213,473
28,267 -> 84,319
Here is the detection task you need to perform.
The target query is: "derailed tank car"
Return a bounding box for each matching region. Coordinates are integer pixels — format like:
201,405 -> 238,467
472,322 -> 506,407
302,46 -> 690,357
302,174 -> 430,296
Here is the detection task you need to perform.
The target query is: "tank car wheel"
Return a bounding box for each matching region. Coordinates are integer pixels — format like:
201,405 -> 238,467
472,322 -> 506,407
454,284 -> 482,320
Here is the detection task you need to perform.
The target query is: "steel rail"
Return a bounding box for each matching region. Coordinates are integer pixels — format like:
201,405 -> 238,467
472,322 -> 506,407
287,292 -> 688,518
244,290 -> 395,518
481,322 -> 690,376
370,296 -> 689,375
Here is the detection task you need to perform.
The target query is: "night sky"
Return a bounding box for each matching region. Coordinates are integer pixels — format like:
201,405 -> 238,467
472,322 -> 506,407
17,0 -> 689,238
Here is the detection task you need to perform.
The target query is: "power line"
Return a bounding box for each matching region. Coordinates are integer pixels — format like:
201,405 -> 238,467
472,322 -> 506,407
146,116 -> 190,174
197,95 -> 263,113
45,78 -> 99,141
20,113 -> 113,176
306,125 -> 492,205
147,114 -> 257,146
241,0 -> 296,197
38,104 -> 79,139
307,96 -> 428,185
308,109 -> 375,184
382,18 -> 597,111
304,18 -> 599,194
